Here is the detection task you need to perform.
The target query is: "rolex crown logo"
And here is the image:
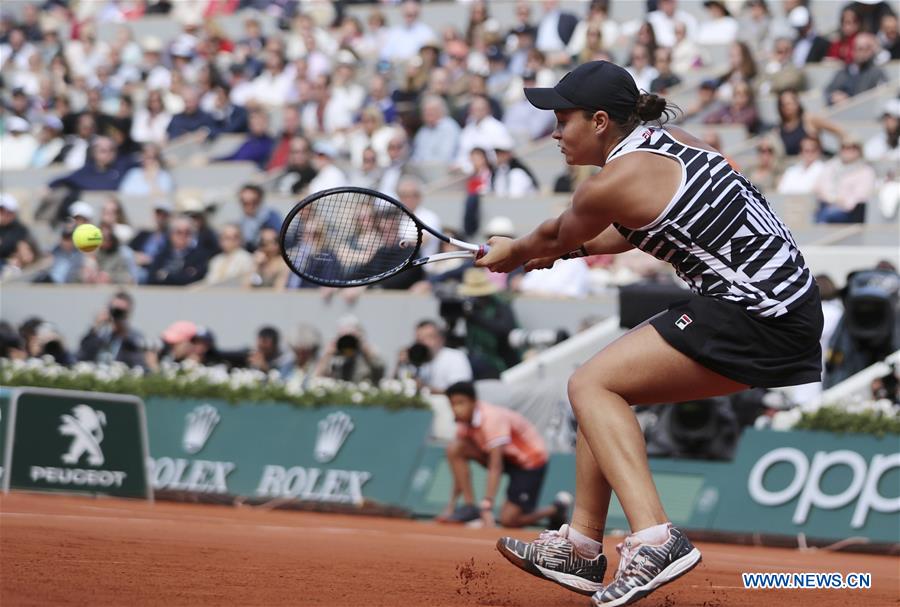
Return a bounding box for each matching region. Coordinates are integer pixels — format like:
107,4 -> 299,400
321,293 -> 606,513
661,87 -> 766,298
314,411 -> 354,463
182,404 -> 221,454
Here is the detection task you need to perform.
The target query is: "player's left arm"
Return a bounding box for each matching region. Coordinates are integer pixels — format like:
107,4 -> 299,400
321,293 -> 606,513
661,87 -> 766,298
477,164 -> 633,273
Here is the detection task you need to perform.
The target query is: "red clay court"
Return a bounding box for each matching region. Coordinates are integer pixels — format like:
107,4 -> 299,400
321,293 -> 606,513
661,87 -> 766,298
2,493 -> 897,606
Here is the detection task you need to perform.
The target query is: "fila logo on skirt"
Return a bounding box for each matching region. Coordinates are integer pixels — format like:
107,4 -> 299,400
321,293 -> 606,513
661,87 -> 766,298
675,314 -> 693,330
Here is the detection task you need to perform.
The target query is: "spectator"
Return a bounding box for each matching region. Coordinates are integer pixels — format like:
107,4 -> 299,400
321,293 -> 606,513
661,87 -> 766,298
315,316 -> 385,383
130,200 -> 172,280
22,321 -> 74,366
825,33 -> 888,105
650,47 -> 681,94
864,99 -> 900,163
851,1 -> 897,34
703,80 -> 762,135
412,95 -> 461,164
697,0 -> 738,45
517,256 -> 591,298
747,136 -> 784,192
491,136 -> 538,198
738,0 -> 773,51
100,195 -> 134,244
130,89 -> 171,145
393,176 -> 440,256
61,113 -> 97,170
247,326 -> 295,378
119,142 -> 175,195
757,37 -> 806,96
672,19 -> 707,74
0,116 -> 38,170
215,110 -> 274,170
778,136 -> 827,195
330,51 -> 367,128
247,226 -> 289,289
180,197 -> 219,256
307,141 -> 348,194
78,291 -> 146,368
776,89 -> 845,156
454,268 -> 520,379
80,223 -> 138,285
648,0 -> 697,48
502,71 -> 556,144
238,184 -> 280,252
266,105 -> 302,172
378,133 -> 419,198
165,87 -> 216,140
788,6 -> 830,66
379,0 -> 437,63
0,26 -> 36,72
48,136 -> 134,192
348,147 -> 384,190
0,195 -> 32,263
348,105 -> 399,168
534,0 -> 578,54
567,0 -> 619,60
828,6 -> 863,64
877,14 -> 900,60
37,225 -> 83,285
363,73 -> 397,125
1,238 -> 41,282
400,319 -> 473,393
146,216 -> 211,285
204,224 -> 255,285
455,95 -> 511,173
30,115 -> 66,168
284,324 -> 321,386
813,139 -> 877,223
206,83 -> 249,134
625,44 -> 658,93
248,50 -> 294,107
274,136 -> 318,195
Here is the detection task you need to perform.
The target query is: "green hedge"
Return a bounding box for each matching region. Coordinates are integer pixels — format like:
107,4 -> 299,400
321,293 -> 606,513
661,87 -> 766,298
0,359 -> 428,411
795,406 -> 900,437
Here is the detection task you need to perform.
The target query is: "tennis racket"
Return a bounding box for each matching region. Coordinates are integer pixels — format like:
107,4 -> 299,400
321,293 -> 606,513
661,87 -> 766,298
279,186 -> 490,287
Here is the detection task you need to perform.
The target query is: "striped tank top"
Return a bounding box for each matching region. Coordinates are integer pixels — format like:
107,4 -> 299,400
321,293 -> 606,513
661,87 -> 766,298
610,127 -> 814,318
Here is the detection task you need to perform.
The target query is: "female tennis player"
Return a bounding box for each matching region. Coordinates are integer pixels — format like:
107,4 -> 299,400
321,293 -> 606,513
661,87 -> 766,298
478,61 -> 823,606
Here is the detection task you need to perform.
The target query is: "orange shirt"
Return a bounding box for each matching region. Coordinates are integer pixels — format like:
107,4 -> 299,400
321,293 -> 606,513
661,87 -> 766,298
456,401 -> 548,470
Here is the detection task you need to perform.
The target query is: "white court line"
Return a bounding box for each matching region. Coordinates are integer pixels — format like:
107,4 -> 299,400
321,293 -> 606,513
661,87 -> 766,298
0,511 -> 495,547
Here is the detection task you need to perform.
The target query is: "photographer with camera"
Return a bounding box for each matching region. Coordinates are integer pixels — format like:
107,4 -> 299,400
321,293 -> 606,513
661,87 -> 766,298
77,291 -> 147,368
397,319 -> 473,393
314,315 -> 385,383
440,268 -> 521,379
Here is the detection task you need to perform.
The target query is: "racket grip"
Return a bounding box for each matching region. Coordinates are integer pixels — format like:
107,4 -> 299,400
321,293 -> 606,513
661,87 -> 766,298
476,244 -> 490,259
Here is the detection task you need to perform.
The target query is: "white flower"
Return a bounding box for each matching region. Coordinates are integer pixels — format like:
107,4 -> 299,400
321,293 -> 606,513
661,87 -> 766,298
770,408 -> 802,431
351,391 -> 363,403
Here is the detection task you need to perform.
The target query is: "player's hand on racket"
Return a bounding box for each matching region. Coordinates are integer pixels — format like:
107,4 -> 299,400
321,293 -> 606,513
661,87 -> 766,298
474,236 -> 524,273
523,255 -> 559,272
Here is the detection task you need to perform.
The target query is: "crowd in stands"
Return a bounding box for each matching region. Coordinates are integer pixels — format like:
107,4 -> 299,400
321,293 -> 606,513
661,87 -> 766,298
0,0 -> 898,298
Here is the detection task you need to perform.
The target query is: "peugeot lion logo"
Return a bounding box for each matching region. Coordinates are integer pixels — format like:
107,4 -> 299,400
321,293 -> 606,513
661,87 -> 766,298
182,404 -> 221,454
59,404 -> 106,466
314,412 -> 354,463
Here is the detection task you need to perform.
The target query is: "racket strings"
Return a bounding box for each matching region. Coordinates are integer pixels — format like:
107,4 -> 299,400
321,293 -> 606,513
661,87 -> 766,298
282,190 -> 419,286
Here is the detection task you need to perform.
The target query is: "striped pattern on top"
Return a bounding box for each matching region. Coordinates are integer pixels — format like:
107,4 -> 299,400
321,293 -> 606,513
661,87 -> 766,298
610,127 -> 814,318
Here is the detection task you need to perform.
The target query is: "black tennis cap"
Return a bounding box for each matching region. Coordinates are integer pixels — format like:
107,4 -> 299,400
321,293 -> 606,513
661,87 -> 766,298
524,61 -> 639,122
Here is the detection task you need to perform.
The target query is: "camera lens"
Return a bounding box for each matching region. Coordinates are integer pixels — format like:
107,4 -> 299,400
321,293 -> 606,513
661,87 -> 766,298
109,307 -> 127,321
407,342 -> 431,367
336,334 -> 360,354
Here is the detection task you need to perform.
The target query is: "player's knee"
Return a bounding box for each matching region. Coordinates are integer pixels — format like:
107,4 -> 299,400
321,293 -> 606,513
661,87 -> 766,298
445,440 -> 464,459
567,366 -> 613,414
499,512 -> 521,528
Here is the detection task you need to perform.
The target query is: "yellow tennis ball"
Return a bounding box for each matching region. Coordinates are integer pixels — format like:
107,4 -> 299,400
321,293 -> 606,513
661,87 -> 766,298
73,223 -> 103,253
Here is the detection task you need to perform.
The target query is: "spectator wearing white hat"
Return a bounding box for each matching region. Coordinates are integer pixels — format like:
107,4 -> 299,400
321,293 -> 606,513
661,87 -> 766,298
0,116 -> 37,170
0,195 -> 32,262
491,135 -> 538,198
789,6 -> 830,67
30,115 -> 66,168
412,95 -> 461,164
329,51 -> 367,127
379,0 -> 437,63
140,36 -> 171,91
864,99 -> 900,163
307,141 -> 348,194
68,201 -> 97,226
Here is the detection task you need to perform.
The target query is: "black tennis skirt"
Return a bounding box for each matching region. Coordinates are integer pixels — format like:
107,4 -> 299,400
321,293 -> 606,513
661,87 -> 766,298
650,288 -> 824,388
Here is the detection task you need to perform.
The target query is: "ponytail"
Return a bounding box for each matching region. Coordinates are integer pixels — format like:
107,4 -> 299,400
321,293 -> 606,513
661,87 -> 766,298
635,93 -> 668,122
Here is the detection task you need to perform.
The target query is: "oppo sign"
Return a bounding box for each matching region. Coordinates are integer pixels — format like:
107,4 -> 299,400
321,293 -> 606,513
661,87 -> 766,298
747,448 -> 900,528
